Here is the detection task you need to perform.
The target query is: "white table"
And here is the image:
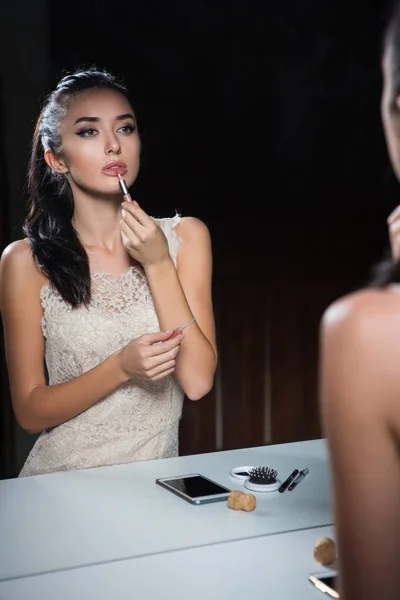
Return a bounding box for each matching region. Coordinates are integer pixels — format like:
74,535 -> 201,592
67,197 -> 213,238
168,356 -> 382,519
0,439 -> 331,582
0,525 -> 337,600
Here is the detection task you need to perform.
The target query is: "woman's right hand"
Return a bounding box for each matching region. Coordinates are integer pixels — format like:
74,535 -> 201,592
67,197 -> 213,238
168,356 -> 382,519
387,205 -> 400,261
117,330 -> 184,381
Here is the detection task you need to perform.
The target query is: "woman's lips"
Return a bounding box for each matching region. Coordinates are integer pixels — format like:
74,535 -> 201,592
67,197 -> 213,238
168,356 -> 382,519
102,162 -> 127,176
102,166 -> 127,176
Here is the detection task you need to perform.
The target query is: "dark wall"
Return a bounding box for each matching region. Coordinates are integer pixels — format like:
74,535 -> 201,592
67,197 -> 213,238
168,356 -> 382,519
1,0 -> 399,476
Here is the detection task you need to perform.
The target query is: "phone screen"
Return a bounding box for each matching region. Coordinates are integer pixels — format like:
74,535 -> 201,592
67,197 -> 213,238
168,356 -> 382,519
161,475 -> 230,498
309,574 -> 339,598
320,576 -> 337,590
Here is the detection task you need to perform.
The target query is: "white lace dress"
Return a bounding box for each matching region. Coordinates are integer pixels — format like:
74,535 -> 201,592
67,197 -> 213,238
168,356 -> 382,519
19,216 -> 185,477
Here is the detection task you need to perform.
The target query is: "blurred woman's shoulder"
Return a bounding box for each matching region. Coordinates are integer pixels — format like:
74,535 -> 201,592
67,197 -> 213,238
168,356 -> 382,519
321,287 -> 400,338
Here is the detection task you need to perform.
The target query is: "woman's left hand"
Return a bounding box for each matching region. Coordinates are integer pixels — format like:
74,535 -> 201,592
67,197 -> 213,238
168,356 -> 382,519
120,201 -> 170,267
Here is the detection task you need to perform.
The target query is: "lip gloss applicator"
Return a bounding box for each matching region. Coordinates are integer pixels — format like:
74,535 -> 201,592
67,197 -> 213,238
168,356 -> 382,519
117,173 -> 133,203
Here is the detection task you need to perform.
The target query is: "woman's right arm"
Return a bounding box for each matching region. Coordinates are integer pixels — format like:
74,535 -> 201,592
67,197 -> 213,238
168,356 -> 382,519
0,240 -> 182,434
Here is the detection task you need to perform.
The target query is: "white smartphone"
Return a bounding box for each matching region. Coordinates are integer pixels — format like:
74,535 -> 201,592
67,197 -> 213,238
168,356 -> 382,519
156,473 -> 231,505
309,572 -> 339,598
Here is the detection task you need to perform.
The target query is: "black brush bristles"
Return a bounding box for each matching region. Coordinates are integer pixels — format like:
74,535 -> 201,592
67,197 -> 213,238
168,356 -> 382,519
248,466 -> 278,484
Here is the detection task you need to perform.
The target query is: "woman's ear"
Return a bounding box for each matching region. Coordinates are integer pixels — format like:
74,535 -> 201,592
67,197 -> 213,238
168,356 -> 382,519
44,149 -> 68,174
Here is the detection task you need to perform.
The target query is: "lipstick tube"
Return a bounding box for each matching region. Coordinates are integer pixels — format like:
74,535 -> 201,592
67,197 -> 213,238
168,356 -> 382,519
117,174 -> 133,202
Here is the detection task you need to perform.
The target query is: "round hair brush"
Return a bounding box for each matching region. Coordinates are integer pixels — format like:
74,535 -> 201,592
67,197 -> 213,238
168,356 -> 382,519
244,465 -> 281,492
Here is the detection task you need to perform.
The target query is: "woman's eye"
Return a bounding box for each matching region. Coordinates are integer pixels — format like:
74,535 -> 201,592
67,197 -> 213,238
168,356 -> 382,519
76,128 -> 98,137
118,124 -> 136,134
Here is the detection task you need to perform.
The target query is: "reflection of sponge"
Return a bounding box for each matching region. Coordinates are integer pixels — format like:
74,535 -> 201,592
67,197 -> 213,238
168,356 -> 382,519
227,490 -> 256,512
313,536 -> 337,565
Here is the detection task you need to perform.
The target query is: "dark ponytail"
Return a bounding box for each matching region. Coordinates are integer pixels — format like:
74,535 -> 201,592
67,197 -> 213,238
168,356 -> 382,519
368,252 -> 400,287
23,68 -> 129,307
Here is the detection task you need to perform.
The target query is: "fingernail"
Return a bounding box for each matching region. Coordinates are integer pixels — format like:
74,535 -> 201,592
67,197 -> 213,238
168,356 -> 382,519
165,330 -> 173,334
121,202 -> 126,207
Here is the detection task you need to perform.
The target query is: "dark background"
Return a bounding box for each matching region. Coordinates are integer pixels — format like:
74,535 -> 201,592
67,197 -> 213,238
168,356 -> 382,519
1,0 -> 398,477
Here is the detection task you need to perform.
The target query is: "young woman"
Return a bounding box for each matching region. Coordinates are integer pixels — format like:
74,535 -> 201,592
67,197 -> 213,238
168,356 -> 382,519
319,5 -> 400,598
0,69 -> 217,477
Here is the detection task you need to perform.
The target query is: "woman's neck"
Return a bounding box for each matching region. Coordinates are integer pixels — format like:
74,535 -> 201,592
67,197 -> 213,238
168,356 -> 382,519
71,194 -> 124,251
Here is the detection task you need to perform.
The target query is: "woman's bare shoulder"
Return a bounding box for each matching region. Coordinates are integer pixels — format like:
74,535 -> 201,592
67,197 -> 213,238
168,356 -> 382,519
320,288 -> 400,429
0,239 -> 46,286
2,238 -> 31,260
174,217 -> 212,253
174,216 -> 210,240
322,288 -> 400,336
321,288 -> 400,405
